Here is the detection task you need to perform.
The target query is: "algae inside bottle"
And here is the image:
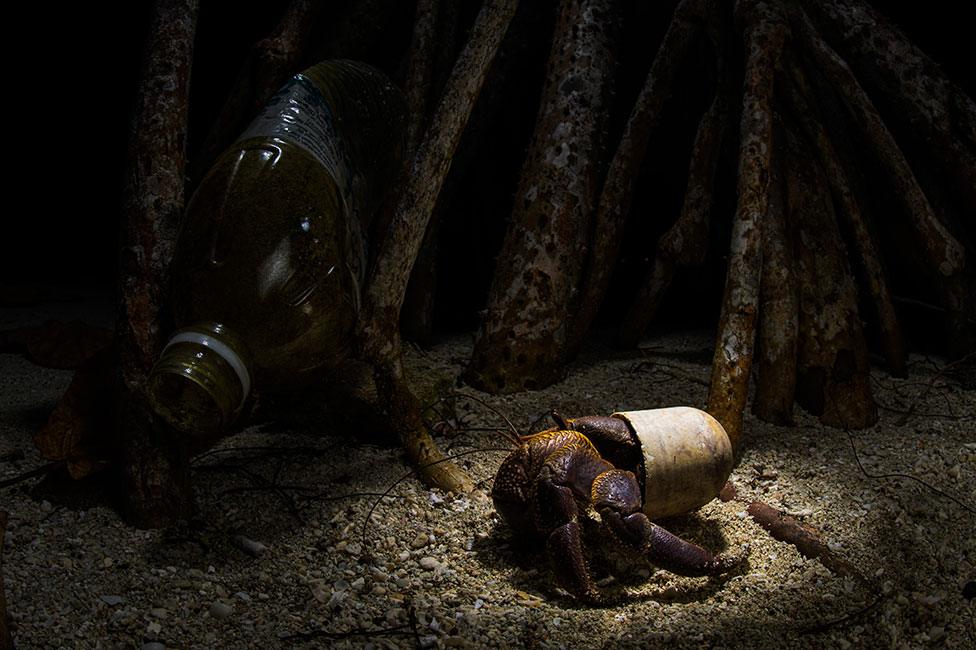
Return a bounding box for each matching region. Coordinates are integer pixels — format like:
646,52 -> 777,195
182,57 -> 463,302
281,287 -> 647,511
149,60 -> 406,436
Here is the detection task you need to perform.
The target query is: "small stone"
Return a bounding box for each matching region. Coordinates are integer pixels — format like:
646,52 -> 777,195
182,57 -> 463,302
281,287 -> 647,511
419,557 -> 440,571
209,601 -> 233,620
231,535 -> 267,558
40,500 -> 52,513
473,598 -> 485,610
234,591 -> 251,602
410,533 -> 429,549
102,557 -> 114,568
345,542 -> 362,556
326,590 -> 346,608
100,595 -> 124,607
150,608 -> 168,618
916,593 -> 942,607
351,577 -> 366,590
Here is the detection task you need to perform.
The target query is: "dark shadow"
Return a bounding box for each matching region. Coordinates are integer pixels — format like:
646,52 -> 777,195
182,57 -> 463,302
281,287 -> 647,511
3,403 -> 59,432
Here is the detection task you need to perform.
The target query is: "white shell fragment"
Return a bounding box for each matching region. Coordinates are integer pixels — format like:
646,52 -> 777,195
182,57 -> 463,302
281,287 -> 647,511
613,407 -> 734,519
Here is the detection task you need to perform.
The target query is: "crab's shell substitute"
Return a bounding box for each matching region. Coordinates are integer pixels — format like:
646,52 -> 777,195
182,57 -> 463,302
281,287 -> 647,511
613,407 -> 733,520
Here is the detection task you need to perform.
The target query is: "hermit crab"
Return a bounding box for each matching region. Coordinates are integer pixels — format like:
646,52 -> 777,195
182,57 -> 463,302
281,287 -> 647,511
492,406 -> 746,603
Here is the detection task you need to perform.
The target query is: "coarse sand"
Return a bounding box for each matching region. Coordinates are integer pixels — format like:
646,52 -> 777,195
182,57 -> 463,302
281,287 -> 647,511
1,298 -> 973,648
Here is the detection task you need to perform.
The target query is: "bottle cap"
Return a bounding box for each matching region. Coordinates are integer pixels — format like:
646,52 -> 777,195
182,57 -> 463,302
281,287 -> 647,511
149,325 -> 251,436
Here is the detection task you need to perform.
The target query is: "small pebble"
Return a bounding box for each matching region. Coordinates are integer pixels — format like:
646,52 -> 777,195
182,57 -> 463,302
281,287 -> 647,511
100,595 -> 124,607
234,591 -> 251,602
209,602 -> 233,620
419,557 -> 440,571
231,535 -> 267,558
410,533 -> 429,549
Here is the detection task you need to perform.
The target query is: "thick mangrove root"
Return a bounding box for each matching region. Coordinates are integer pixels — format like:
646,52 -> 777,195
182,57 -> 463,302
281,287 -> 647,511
466,0 -> 620,393
706,0 -> 787,450
752,147 -> 797,425
782,117 -> 878,429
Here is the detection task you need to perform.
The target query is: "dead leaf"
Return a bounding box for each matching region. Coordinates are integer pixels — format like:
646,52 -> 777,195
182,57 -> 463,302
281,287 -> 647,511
33,348 -> 114,479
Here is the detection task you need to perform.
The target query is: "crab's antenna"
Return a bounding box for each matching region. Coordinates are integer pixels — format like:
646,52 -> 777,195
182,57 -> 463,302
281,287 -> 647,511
550,409 -> 571,430
425,392 -> 523,448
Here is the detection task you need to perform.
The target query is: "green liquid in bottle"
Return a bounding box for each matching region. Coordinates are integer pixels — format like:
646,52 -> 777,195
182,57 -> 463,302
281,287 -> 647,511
150,60 -> 406,435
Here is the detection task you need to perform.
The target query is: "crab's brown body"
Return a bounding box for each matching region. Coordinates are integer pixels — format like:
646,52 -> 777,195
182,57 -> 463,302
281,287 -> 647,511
492,414 -> 743,603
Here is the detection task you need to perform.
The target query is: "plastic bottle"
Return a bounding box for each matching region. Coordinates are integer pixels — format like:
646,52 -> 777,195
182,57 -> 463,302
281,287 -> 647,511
149,60 -> 406,436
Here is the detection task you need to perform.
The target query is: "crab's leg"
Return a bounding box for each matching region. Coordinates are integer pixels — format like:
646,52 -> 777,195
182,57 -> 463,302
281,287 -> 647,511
593,469 -> 743,576
533,472 -> 603,603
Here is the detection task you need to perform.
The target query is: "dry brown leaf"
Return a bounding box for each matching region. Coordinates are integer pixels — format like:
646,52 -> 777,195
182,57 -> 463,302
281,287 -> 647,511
33,348 -> 114,480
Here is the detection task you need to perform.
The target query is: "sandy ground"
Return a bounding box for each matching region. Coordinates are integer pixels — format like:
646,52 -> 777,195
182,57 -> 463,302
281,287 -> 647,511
1,298 -> 974,648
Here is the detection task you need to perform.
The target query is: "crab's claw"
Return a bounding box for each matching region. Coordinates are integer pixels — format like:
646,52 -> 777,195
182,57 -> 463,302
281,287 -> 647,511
593,468 -> 748,577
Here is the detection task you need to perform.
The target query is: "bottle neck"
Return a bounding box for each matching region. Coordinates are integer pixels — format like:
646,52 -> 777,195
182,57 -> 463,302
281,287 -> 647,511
149,323 -> 252,436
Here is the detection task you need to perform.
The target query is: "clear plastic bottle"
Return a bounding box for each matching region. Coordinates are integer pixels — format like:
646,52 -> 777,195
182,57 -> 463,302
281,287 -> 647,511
149,60 -> 406,435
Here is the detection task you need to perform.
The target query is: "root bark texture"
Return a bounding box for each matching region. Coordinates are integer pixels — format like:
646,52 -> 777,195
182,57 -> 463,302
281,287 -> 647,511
467,0 -> 621,393
707,0 -> 788,450
117,0 -> 200,527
